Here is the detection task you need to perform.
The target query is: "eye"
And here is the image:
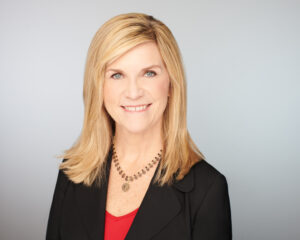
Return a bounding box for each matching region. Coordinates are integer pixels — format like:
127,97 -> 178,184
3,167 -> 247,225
111,73 -> 122,79
144,71 -> 156,77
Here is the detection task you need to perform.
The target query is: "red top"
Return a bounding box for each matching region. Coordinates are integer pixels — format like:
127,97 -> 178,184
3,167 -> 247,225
104,208 -> 139,240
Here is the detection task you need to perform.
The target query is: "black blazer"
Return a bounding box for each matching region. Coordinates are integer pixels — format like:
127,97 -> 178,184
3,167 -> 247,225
46,147 -> 232,240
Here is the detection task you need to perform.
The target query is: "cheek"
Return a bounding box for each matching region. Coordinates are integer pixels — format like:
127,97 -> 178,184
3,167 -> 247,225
154,77 -> 170,99
103,84 -> 117,114
103,83 -> 117,104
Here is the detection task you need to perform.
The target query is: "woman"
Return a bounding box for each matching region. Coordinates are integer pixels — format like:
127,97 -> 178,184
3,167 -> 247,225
46,13 -> 232,240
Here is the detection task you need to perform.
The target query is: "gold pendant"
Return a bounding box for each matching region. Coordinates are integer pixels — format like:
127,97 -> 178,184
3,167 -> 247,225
122,182 -> 130,192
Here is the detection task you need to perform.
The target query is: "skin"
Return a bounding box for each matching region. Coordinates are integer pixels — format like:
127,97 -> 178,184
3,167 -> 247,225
103,41 -> 170,216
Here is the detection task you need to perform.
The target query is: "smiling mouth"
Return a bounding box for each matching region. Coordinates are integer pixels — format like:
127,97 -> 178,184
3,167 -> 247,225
121,104 -> 152,112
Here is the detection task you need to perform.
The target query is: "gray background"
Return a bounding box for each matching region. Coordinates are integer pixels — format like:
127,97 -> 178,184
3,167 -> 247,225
0,0 -> 299,239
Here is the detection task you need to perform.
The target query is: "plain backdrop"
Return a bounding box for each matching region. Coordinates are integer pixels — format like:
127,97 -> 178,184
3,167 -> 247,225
0,0 -> 299,239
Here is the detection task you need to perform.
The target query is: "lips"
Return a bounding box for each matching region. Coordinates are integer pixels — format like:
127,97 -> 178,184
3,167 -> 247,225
121,104 -> 151,107
121,103 -> 152,112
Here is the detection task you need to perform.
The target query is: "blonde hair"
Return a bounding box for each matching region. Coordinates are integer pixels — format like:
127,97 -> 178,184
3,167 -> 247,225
58,12 -> 205,187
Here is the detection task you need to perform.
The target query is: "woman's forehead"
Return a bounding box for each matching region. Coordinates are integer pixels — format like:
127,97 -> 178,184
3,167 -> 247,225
106,42 -> 163,69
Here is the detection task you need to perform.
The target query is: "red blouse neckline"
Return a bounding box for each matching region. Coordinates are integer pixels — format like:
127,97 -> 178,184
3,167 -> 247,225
105,208 -> 139,221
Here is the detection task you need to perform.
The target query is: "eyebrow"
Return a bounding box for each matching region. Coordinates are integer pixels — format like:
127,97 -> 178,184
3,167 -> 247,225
106,64 -> 162,73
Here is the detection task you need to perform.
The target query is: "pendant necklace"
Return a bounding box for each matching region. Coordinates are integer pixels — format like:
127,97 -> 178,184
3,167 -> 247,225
111,143 -> 162,192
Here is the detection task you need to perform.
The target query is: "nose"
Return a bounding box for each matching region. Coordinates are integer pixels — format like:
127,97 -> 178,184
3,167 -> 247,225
125,78 -> 143,100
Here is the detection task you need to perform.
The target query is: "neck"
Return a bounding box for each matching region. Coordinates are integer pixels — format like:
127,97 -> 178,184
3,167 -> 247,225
112,124 -> 164,166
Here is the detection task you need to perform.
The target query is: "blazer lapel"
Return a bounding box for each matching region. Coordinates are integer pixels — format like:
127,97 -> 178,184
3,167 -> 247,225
125,160 -> 195,240
124,162 -> 182,240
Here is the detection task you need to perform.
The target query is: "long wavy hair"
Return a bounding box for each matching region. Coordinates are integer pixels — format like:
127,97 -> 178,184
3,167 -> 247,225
57,12 -> 205,187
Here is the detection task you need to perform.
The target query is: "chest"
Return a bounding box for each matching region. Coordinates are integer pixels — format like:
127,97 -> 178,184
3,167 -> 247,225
105,162 -> 156,216
58,164 -> 195,240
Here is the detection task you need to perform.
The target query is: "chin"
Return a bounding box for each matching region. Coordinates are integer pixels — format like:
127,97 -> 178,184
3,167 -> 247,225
121,123 -> 151,134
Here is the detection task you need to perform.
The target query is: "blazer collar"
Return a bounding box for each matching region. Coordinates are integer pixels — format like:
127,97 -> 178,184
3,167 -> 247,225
173,166 -> 194,192
75,145 -> 194,240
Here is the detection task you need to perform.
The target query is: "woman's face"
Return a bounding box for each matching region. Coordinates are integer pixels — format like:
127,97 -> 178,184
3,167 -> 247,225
103,41 -> 170,134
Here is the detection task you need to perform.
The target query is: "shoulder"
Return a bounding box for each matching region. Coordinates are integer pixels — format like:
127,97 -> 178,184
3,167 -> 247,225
54,159 -> 72,192
187,160 -> 229,210
173,159 -> 229,198
192,159 -> 227,187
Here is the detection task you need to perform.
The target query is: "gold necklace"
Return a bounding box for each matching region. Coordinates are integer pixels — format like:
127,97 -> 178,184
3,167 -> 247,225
111,143 -> 162,192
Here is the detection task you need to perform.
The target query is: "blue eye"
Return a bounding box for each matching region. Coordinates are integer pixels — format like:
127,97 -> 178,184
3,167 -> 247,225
145,71 -> 156,77
111,73 -> 121,79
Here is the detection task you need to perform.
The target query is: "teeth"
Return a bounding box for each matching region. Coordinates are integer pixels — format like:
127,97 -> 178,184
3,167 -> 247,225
124,105 -> 148,111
